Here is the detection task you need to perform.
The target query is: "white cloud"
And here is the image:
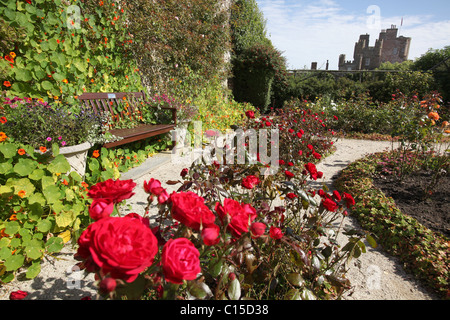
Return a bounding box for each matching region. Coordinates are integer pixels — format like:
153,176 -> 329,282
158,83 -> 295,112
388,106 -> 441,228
256,0 -> 450,69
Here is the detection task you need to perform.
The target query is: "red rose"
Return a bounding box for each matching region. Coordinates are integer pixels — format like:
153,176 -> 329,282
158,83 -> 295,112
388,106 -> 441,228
333,190 -> 341,202
89,198 -> 114,221
245,110 -> 255,119
343,192 -> 355,208
296,132 -> 303,138
162,238 -> 201,284
87,179 -> 136,203
313,152 -> 321,160
322,198 -> 338,212
180,168 -> 189,177
170,191 -> 216,230
307,144 -> 314,150
250,222 -> 266,239
201,224 -> 221,246
9,290 -> 28,300
269,226 -> 284,240
286,192 -> 297,199
304,162 -> 319,180
125,212 -> 150,228
76,216 -> 158,283
285,170 -> 294,178
241,175 -> 260,189
99,277 -> 117,294
278,159 -> 285,165
215,198 -> 257,238
143,178 -> 161,194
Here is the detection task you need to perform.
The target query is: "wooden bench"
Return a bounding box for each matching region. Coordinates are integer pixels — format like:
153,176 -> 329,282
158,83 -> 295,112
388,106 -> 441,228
78,92 -> 177,148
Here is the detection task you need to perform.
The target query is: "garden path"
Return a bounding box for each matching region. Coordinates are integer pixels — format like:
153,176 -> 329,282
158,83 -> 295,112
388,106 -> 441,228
0,139 -> 441,300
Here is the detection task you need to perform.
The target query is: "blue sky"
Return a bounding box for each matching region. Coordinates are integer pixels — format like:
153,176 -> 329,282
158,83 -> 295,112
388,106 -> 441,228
255,0 -> 450,70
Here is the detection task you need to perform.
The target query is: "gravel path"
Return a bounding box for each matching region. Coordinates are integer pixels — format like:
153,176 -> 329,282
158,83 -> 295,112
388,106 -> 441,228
0,139 -> 441,300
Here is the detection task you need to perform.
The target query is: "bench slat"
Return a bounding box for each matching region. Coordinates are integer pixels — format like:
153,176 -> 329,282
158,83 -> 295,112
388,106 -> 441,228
77,91 -> 177,149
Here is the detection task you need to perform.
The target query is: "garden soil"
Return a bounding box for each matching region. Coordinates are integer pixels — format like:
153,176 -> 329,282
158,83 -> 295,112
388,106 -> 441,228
0,139 -> 443,300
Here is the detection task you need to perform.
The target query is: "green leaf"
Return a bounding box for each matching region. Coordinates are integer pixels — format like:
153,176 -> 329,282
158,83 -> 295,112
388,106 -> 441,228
28,202 -> 43,221
26,261 -> 41,279
43,185 -> 62,204
366,234 -> 378,248
55,210 -> 75,228
15,68 -> 32,82
4,254 -> 25,271
36,219 -> 52,233
6,177 -> 35,197
286,273 -> 305,287
41,80 -> 53,91
47,154 -> 70,174
13,158 -> 37,176
0,143 -> 17,158
48,38 -> 58,51
29,169 -> 45,181
0,161 -> 13,174
24,239 -> 44,260
46,236 -> 63,254
4,221 -> 20,236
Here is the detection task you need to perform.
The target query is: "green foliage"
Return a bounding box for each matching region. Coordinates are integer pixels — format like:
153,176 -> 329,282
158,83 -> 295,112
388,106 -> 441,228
230,0 -> 272,53
413,46 -> 450,102
233,43 -> 286,113
0,136 -> 91,283
0,0 -> 143,104
122,0 -> 231,99
1,96 -> 105,148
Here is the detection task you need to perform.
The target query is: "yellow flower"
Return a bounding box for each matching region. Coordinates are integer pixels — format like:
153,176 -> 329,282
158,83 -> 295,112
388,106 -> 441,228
0,132 -> 7,142
9,52 -> 16,58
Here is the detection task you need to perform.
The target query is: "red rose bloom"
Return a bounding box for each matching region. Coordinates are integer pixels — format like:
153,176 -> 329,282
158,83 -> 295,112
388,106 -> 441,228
143,178 -> 161,194
285,170 -> 294,178
322,198 -> 338,212
89,198 -> 114,221
304,162 -> 319,180
76,215 -> 158,283
241,175 -> 260,189
87,179 -> 136,204
269,226 -> 284,240
180,168 -> 189,177
286,192 -> 297,199
245,110 -> 255,119
170,191 -> 216,230
201,224 -> 221,246
343,192 -> 355,208
215,198 -> 257,238
9,290 -> 28,300
162,238 -> 201,284
333,190 -> 341,202
250,222 -> 266,239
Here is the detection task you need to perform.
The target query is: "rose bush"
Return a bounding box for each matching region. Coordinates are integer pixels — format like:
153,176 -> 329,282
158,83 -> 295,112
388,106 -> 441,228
75,105 -> 374,300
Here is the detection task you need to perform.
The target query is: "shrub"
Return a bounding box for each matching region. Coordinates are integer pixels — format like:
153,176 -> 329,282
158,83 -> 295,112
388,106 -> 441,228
73,103 -> 376,300
1,96 -> 105,149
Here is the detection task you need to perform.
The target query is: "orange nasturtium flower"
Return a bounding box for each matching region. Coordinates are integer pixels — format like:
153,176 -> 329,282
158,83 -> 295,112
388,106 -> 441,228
0,132 -> 7,142
18,190 -> 26,198
39,146 -> 47,153
0,116 -> 7,123
9,214 -> 17,221
92,150 -> 100,158
3,81 -> 11,87
17,149 -> 26,155
428,112 -> 440,121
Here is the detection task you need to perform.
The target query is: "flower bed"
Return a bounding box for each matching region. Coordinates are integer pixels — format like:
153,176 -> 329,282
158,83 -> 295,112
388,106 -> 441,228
72,105 -> 378,300
334,152 -> 449,299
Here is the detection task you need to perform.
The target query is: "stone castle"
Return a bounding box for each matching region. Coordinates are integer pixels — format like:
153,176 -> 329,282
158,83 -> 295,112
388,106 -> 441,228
339,25 -> 411,71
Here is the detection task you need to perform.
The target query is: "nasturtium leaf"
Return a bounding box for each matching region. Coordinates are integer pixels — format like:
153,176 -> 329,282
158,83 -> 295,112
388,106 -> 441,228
46,236 -> 64,253
55,210 -> 75,228
26,261 -> 41,279
24,239 -> 44,260
44,186 -> 63,205
36,219 -> 52,233
47,154 -> 71,174
29,169 -> 45,181
28,203 -> 43,221
4,221 -> 20,236
0,143 -> 17,158
0,161 -> 13,174
0,247 -> 12,260
13,158 -> 37,176
4,254 -> 25,271
41,80 -> 53,91
6,177 -> 35,196
41,175 -> 55,190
